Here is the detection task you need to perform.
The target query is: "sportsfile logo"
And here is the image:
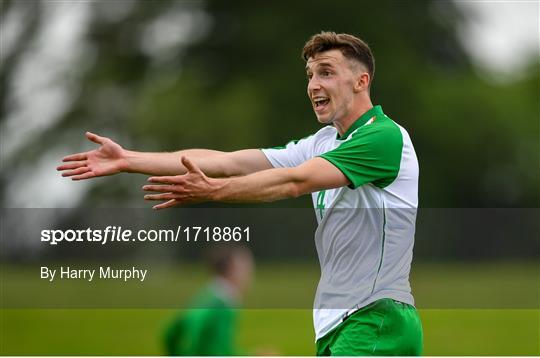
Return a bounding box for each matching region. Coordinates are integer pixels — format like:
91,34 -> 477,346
41,226 -> 138,245
40,226 -> 251,245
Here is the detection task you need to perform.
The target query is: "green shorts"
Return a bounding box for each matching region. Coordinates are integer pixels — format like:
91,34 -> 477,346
316,298 -> 423,356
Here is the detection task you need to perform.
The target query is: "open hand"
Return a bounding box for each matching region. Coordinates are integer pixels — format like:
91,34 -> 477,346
57,132 -> 128,180
143,157 -> 219,210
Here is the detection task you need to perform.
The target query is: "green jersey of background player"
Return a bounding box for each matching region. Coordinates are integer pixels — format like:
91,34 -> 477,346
59,31 -> 423,356
163,246 -> 254,356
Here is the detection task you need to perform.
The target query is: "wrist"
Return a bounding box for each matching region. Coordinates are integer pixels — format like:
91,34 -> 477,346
208,177 -> 229,202
122,150 -> 137,173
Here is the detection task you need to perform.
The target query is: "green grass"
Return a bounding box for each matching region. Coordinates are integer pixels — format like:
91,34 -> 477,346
1,262 -> 538,355
1,309 -> 538,355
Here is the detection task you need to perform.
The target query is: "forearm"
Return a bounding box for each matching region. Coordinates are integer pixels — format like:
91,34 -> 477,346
124,149 -> 225,176
125,149 -> 271,177
208,157 -> 349,203
143,157 -> 348,209
211,167 -> 305,203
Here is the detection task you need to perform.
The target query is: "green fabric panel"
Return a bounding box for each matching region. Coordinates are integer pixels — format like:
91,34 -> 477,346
319,117 -> 403,189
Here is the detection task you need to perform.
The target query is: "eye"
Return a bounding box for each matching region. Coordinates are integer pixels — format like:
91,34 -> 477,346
306,73 -> 313,80
321,71 -> 331,77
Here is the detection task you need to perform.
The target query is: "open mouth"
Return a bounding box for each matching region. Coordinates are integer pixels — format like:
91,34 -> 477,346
313,97 -> 330,111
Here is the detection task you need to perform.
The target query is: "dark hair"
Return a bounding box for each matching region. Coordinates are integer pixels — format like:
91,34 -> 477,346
302,31 -> 375,84
206,244 -> 249,276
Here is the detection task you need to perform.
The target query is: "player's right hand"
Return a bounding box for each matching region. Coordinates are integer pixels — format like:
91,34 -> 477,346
57,132 -> 129,180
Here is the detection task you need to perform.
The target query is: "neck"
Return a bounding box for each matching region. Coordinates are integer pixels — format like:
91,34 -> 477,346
215,276 -> 242,302
334,99 -> 373,136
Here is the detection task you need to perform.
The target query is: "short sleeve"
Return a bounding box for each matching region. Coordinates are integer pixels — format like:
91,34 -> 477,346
319,121 -> 403,189
261,136 -> 315,168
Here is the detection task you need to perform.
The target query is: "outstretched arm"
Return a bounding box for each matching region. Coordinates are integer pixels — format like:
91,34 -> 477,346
57,132 -> 271,180
143,156 -> 350,209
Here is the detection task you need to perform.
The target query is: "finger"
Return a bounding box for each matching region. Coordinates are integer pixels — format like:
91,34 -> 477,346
142,185 -> 178,193
62,167 -> 91,177
86,131 -> 105,145
181,156 -> 202,174
144,193 -> 176,201
72,171 -> 96,181
147,176 -> 178,184
62,152 -> 88,162
57,161 -> 87,171
153,199 -> 179,210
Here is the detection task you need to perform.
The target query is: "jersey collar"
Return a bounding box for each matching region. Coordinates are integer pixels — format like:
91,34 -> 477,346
337,105 -> 384,140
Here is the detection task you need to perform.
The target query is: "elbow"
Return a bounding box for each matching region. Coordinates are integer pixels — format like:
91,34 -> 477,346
284,167 -> 313,199
287,182 -> 303,199
286,170 -> 310,199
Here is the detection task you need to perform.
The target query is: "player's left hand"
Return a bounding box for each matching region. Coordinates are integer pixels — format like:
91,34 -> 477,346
143,156 -> 219,210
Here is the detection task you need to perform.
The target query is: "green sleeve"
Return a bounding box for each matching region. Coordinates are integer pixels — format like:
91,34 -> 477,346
319,120 -> 403,189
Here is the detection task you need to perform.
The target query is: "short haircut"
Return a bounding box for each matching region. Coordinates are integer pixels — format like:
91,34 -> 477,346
206,244 -> 250,276
302,31 -> 375,84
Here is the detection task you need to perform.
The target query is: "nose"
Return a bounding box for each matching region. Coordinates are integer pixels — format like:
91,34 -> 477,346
307,76 -> 321,95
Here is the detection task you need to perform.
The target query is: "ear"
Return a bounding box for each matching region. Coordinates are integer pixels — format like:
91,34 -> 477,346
353,72 -> 370,93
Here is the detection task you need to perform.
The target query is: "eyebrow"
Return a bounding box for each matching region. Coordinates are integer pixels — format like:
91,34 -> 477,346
305,62 -> 335,71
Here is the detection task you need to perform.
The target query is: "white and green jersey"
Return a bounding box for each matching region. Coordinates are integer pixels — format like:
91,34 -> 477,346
261,105 -> 419,340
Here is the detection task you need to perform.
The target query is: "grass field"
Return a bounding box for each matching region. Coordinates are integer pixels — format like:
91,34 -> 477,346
1,262 -> 538,355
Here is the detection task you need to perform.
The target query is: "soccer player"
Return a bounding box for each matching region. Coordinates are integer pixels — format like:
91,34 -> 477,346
164,245 -> 253,356
58,32 -> 422,356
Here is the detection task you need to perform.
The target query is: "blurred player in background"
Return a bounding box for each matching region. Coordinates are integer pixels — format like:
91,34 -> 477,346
163,245 -> 253,356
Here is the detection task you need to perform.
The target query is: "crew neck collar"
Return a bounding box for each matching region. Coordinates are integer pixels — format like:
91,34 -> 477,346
337,105 -> 384,140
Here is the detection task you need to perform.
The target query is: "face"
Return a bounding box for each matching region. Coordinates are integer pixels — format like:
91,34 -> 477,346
306,49 -> 362,124
228,249 -> 254,294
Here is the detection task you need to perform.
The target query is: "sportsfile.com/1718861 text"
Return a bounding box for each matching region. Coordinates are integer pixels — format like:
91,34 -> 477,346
40,226 -> 251,245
